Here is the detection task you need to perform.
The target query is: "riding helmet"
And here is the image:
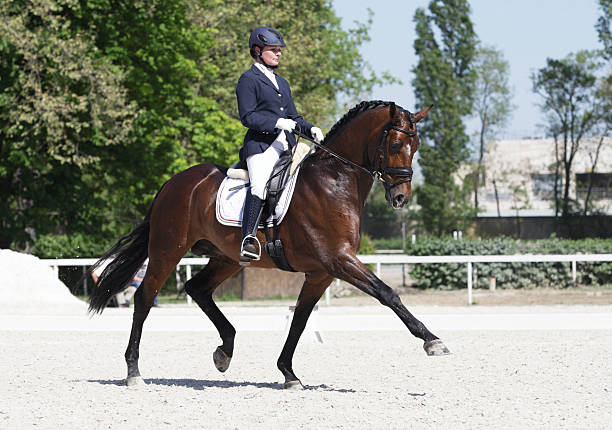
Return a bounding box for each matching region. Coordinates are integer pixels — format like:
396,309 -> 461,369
249,26 -> 286,58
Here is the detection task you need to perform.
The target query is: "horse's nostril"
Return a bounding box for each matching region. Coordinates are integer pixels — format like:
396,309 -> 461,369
394,194 -> 405,206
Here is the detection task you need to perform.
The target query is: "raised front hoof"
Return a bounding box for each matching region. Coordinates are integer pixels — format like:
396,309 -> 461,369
423,339 -> 451,356
282,379 -> 304,390
213,346 -> 232,373
125,376 -> 145,387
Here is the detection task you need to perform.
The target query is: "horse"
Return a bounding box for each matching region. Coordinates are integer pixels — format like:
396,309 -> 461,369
88,100 -> 450,389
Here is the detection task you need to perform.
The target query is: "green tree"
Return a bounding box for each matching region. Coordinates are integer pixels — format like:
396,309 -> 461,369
0,0 -> 136,248
596,0 -> 612,61
1,0 -> 389,254
471,44 -> 515,211
411,0 -> 478,236
194,0 -> 394,129
531,51 -> 607,218
73,0 -> 244,195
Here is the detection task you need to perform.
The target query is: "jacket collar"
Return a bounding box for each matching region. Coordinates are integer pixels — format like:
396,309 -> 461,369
250,64 -> 281,93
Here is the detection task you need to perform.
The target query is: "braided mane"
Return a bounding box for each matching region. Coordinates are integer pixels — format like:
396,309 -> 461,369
323,100 -> 397,144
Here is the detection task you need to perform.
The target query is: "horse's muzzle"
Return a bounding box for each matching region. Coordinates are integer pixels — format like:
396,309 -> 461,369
386,186 -> 410,209
392,193 -> 406,208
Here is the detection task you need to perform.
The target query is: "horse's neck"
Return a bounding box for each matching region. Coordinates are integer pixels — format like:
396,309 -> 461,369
325,111 -> 384,169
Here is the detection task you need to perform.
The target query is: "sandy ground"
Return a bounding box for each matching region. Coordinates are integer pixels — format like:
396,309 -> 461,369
1,250 -> 611,429
2,304 -> 612,429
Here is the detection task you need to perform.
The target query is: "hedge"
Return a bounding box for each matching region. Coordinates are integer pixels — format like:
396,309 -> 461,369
31,233 -> 115,259
407,237 -> 612,290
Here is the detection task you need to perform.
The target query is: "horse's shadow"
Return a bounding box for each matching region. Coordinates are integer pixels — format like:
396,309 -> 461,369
87,378 -> 357,393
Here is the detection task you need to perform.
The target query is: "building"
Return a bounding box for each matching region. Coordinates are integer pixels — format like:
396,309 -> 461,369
474,136 -> 612,238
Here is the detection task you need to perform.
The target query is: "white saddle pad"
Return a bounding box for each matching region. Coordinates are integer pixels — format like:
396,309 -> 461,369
215,167 -> 300,228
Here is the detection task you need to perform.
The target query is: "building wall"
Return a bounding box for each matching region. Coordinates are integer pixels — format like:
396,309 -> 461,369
215,267 -> 305,299
476,137 -> 612,217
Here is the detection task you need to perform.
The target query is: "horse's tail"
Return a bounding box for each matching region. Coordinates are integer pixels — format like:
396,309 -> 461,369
85,183 -> 168,315
87,215 -> 150,314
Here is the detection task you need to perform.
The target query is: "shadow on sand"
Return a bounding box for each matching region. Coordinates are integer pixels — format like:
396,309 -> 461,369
87,378 -> 357,393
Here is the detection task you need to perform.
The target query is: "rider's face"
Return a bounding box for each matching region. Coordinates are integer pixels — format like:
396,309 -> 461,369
258,45 -> 282,66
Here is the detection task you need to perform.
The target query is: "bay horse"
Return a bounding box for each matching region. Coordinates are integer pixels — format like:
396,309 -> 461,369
89,100 -> 450,389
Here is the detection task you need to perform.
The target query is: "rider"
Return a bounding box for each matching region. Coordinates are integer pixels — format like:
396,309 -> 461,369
236,26 -> 324,265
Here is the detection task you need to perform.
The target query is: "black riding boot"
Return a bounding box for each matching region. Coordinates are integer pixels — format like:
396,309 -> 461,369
239,189 -> 265,266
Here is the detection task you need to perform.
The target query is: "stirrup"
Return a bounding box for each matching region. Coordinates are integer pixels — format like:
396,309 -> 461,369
240,235 -> 261,264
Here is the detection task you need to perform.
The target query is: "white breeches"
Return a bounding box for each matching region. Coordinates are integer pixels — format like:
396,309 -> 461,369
246,140 -> 286,200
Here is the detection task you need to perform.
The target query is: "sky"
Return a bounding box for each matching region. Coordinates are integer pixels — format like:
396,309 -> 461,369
332,0 -> 604,140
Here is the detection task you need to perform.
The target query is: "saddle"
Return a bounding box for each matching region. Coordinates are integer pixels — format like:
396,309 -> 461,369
227,141 -> 312,271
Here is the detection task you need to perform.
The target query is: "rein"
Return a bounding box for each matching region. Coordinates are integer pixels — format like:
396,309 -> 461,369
294,123 -> 417,189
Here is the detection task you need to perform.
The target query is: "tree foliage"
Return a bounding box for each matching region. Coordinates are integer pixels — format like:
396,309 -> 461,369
531,51 -> 607,218
0,0 -> 388,252
195,0 -> 392,128
411,0 -> 478,236
471,44 -> 515,211
0,0 -> 136,248
597,0 -> 612,61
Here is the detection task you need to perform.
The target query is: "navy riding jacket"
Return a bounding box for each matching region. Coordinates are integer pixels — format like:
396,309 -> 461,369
236,65 -> 313,162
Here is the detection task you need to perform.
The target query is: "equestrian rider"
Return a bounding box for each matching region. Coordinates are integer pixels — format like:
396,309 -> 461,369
235,26 -> 324,265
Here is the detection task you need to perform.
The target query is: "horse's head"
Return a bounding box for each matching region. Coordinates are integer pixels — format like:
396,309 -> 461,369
377,103 -> 431,208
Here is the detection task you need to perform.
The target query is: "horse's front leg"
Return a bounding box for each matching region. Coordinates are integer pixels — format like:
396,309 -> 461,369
331,252 -> 450,356
277,271 -> 333,389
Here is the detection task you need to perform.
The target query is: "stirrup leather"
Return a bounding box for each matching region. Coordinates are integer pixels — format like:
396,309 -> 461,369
240,234 -> 262,261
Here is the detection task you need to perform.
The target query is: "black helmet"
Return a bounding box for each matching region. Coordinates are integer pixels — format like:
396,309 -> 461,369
249,26 -> 286,58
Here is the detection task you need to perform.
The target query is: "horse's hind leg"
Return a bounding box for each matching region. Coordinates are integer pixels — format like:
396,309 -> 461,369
125,256 -> 181,386
277,271 -> 333,389
331,253 -> 450,356
184,257 -> 241,372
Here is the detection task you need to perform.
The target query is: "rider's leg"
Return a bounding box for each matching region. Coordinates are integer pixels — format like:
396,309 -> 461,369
239,188 -> 264,263
240,141 -> 285,263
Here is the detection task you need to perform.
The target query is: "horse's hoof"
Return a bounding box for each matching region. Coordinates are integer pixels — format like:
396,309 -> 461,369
283,379 -> 304,390
125,376 -> 145,386
213,346 -> 232,373
423,339 -> 451,356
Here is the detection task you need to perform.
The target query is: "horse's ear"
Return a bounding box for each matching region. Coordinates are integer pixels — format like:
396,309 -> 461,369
389,102 -> 396,118
413,104 -> 433,123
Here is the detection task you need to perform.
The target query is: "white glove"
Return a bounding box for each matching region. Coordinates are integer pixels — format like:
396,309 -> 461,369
275,118 -> 296,132
311,126 -> 324,143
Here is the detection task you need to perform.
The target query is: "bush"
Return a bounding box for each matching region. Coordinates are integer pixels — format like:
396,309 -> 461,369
358,234 -> 376,254
372,237 -> 404,250
407,237 -> 612,290
31,233 -> 115,258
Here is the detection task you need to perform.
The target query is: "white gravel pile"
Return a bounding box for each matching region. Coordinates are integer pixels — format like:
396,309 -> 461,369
0,249 -> 87,314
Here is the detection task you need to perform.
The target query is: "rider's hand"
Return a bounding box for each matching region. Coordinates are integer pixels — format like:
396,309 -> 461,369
311,126 -> 324,143
275,118 -> 297,132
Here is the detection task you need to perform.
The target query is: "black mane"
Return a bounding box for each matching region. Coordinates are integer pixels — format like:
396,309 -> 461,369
323,100 -> 398,144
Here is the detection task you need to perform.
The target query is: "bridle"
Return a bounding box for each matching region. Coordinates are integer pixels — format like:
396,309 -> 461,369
296,115 -> 418,191
374,122 -> 417,191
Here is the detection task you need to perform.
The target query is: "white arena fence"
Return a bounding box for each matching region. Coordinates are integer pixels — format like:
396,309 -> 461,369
41,254 -> 612,305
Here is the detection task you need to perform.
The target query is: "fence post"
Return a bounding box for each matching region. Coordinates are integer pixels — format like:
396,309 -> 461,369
186,265 -> 192,306
82,266 -> 88,296
467,261 -> 473,305
376,262 -> 381,278
572,260 -> 577,284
